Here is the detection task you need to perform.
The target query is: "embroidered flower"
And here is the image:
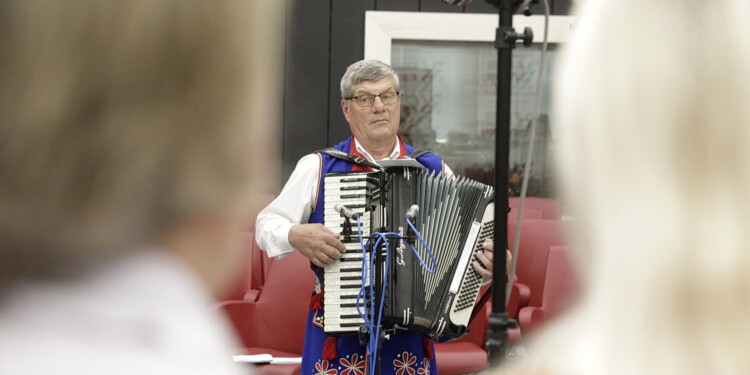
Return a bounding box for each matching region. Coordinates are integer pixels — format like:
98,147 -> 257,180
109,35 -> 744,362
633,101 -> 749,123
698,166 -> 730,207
393,351 -> 417,375
339,354 -> 365,375
315,360 -> 338,375
417,358 -> 430,375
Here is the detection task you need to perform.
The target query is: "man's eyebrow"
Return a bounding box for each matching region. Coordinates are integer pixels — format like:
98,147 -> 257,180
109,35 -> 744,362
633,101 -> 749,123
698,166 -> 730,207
354,87 -> 394,95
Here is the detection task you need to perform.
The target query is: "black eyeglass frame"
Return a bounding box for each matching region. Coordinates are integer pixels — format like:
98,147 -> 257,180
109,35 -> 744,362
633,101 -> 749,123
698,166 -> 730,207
344,91 -> 401,107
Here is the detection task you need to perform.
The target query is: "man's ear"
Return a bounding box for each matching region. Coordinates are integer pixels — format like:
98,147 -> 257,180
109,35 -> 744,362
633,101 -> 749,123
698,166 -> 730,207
341,99 -> 350,122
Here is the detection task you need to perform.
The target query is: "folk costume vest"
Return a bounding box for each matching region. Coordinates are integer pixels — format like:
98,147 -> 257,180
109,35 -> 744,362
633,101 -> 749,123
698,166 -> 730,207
301,136 -> 444,375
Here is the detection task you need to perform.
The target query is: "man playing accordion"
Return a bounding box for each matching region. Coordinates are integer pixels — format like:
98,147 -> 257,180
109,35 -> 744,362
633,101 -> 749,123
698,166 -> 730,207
256,59 -> 498,375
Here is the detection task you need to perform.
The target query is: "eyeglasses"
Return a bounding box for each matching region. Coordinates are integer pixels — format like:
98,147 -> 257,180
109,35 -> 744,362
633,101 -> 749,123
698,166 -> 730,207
345,91 -> 400,108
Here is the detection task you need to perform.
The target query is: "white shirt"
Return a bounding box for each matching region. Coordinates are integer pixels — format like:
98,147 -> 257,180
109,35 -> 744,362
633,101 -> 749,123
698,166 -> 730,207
0,250 -> 249,375
255,138 -> 452,259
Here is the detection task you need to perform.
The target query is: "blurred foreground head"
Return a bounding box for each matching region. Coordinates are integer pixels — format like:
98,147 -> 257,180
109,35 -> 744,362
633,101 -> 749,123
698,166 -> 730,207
0,1 -> 282,296
500,0 -> 750,374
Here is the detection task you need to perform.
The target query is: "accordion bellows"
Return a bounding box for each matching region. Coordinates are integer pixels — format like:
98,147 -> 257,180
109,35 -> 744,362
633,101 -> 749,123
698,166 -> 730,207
323,167 -> 494,340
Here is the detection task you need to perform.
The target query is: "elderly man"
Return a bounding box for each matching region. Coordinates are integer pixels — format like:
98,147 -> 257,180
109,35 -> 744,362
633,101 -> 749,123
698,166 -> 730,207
256,59 -> 495,375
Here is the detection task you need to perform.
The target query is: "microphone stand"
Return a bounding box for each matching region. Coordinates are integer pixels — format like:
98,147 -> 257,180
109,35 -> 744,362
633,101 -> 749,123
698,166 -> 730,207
485,0 -> 534,366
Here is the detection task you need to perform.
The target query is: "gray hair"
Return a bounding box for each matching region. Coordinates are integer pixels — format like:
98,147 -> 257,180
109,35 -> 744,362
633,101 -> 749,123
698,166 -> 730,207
340,59 -> 400,99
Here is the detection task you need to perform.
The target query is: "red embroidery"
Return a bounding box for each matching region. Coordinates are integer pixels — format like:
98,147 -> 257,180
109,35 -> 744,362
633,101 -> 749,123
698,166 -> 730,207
349,136 -> 409,172
315,360 -> 338,375
417,358 -> 430,375
339,353 -> 365,375
392,351 -> 417,375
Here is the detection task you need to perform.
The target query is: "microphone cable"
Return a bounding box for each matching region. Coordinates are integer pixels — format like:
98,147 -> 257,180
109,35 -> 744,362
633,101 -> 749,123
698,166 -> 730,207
506,0 -> 550,305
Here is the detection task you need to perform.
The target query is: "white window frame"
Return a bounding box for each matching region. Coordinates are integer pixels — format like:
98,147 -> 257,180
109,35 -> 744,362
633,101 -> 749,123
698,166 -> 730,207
364,11 -> 575,64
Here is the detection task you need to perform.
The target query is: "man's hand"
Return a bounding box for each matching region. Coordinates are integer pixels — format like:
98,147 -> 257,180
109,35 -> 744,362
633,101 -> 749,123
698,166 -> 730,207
289,223 -> 346,268
472,239 -> 512,279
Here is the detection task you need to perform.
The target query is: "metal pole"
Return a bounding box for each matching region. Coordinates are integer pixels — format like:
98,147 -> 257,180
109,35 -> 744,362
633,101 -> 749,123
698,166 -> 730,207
487,0 -> 516,366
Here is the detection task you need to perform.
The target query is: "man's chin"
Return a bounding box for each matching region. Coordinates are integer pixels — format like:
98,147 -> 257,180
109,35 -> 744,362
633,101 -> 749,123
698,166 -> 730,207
369,129 -> 397,140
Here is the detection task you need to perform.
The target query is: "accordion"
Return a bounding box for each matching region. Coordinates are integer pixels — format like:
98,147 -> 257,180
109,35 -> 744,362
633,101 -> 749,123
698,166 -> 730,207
322,165 -> 494,340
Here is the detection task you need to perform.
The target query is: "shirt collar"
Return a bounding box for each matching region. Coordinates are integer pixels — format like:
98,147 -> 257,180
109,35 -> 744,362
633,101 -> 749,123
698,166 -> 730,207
353,137 -> 402,163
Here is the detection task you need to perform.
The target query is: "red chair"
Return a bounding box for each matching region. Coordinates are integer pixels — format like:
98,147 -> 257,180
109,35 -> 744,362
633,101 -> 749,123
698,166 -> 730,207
518,245 -> 579,334
434,273 -> 533,373
245,236 -> 275,302
219,232 -> 257,302
216,251 -> 314,375
508,197 -> 561,221
225,193 -> 275,302
434,302 -> 491,375
219,231 -> 275,303
507,219 -> 565,309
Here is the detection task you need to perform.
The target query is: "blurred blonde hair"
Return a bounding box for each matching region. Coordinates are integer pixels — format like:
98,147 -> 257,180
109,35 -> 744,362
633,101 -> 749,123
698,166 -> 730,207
0,1 -> 281,286
499,0 -> 750,374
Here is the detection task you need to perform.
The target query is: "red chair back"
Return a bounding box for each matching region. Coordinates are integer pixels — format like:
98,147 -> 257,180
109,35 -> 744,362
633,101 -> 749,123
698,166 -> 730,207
517,245 -> 579,334
507,219 -> 565,307
251,251 -> 313,354
508,197 -> 561,221
541,245 -> 579,315
219,232 -> 256,301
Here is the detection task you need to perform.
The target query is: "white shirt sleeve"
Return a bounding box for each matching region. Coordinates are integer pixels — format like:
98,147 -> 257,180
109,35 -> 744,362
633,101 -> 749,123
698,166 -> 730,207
255,154 -> 321,259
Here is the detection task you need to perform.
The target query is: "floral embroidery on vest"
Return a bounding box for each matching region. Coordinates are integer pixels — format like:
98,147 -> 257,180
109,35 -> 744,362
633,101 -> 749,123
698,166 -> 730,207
338,353 -> 366,375
417,358 -> 430,375
315,360 -> 338,375
392,351 -> 417,375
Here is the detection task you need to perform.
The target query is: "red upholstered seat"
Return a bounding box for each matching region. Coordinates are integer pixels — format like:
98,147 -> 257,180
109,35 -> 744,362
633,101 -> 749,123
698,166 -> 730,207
225,248 -> 499,375
518,245 -> 579,334
219,232 -> 256,302
507,219 -> 565,310
434,217 -> 550,359
218,194 -> 552,375
433,273 -> 535,373
217,251 -> 313,375
245,236 -> 274,302
508,197 -> 561,221
434,301 -> 490,375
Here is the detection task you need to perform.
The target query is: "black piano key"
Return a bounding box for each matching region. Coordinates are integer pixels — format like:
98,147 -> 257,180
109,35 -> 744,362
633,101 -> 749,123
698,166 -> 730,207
339,267 -> 362,273
340,194 -> 366,199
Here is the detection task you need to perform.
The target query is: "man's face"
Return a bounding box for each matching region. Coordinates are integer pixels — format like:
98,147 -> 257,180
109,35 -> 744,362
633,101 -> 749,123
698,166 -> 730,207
341,77 -> 400,148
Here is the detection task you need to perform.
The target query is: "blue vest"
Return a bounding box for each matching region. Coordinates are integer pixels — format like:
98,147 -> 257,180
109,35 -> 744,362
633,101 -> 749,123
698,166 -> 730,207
300,136 -> 444,375
309,137 -> 443,226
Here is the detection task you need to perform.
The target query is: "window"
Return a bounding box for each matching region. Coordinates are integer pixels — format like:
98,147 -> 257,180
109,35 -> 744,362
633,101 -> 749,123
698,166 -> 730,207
365,11 -> 573,196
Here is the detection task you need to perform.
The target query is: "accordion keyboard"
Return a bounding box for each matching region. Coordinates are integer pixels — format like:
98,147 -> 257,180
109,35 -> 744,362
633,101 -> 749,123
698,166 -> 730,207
322,173 -> 373,335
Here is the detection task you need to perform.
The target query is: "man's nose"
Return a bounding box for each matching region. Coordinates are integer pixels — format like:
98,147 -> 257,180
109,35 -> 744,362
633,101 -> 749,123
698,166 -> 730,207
372,96 -> 386,111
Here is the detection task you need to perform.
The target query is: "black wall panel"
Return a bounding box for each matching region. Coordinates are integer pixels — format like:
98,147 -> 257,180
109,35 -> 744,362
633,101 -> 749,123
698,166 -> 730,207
419,0 -> 464,12
327,0 -> 376,147
464,1 -> 501,14
283,0 -> 331,177
554,0 -> 572,14
376,0 -> 419,11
